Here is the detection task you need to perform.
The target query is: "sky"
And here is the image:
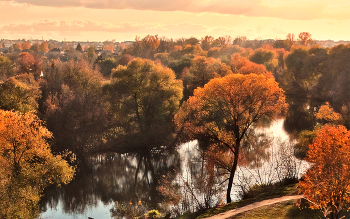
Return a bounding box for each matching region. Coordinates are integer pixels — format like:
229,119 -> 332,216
1,0 -> 350,42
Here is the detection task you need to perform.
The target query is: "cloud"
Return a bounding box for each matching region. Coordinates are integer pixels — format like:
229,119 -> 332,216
0,20 -> 208,36
3,0 -> 349,20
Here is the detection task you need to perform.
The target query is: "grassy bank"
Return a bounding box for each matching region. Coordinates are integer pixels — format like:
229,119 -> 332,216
187,182 -> 299,219
185,181 -> 350,219
229,200 -> 323,219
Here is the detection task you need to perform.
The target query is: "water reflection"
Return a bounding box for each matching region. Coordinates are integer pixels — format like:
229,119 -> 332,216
39,119 -> 302,218
40,148 -> 181,218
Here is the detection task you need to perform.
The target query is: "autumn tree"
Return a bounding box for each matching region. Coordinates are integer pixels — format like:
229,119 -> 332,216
281,47 -> 328,133
0,110 -> 75,218
98,57 -> 118,77
299,125 -> 350,219
40,59 -> 108,157
314,44 -> 350,129
201,35 -> 214,51
18,52 -> 35,73
294,102 -> 343,159
175,73 -> 287,203
233,36 -> 247,47
103,58 -> 183,152
126,35 -> 160,59
0,74 -> 41,113
13,43 -> 22,51
157,37 -> 176,53
285,33 -> 296,47
85,45 -> 97,63
184,56 -> 232,99
21,41 -> 31,50
298,32 -> 313,46
40,41 -> 49,53
230,53 -> 273,78
0,55 -> 15,81
167,57 -> 192,78
30,43 -> 40,53
212,36 -> 232,48
103,43 -> 114,53
249,48 -> 275,65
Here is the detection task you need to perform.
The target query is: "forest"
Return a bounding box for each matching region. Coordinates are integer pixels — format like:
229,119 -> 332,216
1,32 -> 350,219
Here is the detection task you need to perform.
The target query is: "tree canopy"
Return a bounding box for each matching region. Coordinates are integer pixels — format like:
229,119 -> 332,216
103,58 -> 183,151
0,110 -> 75,219
175,73 -> 287,203
299,125 -> 350,219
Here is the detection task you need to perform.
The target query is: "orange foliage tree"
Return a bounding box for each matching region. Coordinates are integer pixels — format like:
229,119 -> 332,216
299,125 -> 350,219
21,41 -> 31,50
230,53 -> 274,78
0,110 -> 75,218
40,41 -> 49,53
298,32 -> 313,46
103,43 -> 114,53
175,73 -> 287,203
18,52 -> 35,73
316,102 -> 342,124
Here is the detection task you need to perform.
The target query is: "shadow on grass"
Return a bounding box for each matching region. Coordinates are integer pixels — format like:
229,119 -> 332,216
287,200 -> 350,219
286,203 -> 323,219
227,201 -> 322,219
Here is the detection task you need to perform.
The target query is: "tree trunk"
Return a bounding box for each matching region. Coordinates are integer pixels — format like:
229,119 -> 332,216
226,143 -> 240,203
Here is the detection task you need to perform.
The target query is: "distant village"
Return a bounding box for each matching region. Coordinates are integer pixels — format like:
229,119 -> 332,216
0,38 -> 349,58
0,38 -> 134,59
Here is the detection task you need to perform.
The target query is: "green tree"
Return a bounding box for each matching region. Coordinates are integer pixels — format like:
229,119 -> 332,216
249,49 -> 274,65
184,56 -> 232,99
30,43 -> 40,53
103,58 -> 183,151
0,110 -> 75,219
98,57 -> 118,77
84,45 -> 98,65
175,73 -> 287,203
0,74 -> 41,113
281,47 -> 327,133
76,43 -> 83,52
314,44 -> 350,129
0,55 -> 15,81
40,59 -> 108,157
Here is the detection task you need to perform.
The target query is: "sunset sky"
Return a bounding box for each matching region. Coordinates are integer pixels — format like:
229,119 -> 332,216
1,0 -> 350,42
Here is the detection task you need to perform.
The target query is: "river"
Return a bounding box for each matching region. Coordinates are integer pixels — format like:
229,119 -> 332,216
39,119 -> 303,219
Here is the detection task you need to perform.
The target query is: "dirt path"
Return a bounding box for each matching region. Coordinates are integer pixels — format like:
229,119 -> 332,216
204,195 -> 303,219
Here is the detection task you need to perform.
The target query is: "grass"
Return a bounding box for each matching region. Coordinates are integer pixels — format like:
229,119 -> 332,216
194,183 -> 299,219
192,182 -> 350,219
229,200 -> 323,219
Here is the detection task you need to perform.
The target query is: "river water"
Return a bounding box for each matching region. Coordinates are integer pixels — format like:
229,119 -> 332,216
39,119 -> 301,219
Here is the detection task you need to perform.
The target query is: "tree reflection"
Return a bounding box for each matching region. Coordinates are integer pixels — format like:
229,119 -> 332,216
40,147 -> 181,216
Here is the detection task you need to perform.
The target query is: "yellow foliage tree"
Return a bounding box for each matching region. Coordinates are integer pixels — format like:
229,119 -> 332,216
0,110 -> 75,219
316,102 -> 341,123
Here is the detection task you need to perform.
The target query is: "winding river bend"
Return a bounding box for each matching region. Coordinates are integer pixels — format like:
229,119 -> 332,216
39,119 -> 302,219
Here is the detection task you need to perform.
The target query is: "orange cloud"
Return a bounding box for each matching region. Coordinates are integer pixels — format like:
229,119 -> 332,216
3,0 -> 349,20
0,20 -> 207,35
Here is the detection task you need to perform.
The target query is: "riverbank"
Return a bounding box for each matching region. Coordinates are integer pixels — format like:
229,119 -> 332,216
204,195 -> 303,219
179,181 -> 350,219
177,182 -> 299,219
